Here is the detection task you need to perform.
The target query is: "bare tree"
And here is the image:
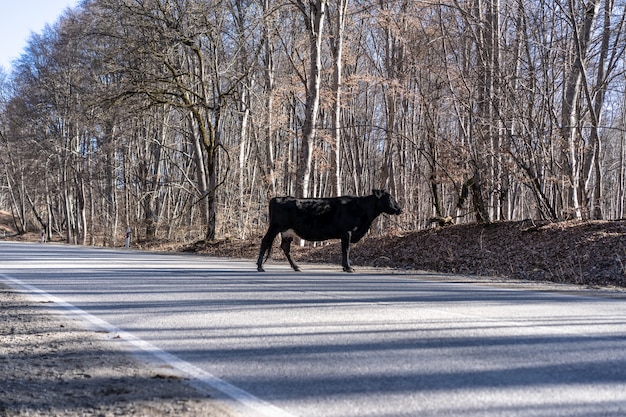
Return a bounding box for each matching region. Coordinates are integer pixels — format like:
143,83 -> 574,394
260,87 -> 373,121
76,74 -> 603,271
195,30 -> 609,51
294,0 -> 327,198
561,0 -> 601,220
3,0 -> 626,247
329,0 -> 349,196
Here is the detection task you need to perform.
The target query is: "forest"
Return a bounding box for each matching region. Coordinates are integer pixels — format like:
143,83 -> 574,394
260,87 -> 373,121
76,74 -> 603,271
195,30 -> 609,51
0,0 -> 625,246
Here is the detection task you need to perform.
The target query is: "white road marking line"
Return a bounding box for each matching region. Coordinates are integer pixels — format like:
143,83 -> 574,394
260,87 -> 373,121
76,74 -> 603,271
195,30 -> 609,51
1,273 -> 297,417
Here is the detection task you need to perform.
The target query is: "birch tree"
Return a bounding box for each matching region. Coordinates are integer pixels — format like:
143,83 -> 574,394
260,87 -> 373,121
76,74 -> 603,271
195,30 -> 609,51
294,0 -> 327,198
329,0 -> 348,196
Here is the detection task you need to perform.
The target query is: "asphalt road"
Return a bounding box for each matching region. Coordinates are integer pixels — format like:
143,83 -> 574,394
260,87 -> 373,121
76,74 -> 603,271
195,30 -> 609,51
2,241 -> 626,417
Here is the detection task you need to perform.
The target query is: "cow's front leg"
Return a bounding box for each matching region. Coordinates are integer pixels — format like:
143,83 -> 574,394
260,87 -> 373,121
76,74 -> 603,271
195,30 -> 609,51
257,228 -> 279,272
280,235 -> 301,272
341,232 -> 354,273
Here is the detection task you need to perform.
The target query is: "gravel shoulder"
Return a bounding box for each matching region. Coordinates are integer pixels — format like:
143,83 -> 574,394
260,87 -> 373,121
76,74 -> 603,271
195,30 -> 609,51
0,283 -> 235,417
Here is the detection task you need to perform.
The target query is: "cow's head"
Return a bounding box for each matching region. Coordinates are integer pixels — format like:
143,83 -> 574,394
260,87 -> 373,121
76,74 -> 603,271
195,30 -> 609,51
373,189 -> 402,215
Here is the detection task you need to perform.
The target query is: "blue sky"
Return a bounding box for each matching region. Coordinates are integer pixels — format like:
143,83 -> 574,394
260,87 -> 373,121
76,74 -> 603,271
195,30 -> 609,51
0,0 -> 80,71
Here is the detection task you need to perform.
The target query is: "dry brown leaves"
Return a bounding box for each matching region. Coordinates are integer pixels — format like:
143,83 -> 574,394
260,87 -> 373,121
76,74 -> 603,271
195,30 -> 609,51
192,220 -> 626,288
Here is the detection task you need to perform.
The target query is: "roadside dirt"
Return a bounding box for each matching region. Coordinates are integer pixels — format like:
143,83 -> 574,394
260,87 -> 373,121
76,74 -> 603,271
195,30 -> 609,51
0,285 -> 235,417
3,211 -> 626,416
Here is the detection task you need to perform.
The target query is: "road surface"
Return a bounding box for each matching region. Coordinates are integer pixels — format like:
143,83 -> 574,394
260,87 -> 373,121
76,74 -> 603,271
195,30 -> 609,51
2,241 -> 626,417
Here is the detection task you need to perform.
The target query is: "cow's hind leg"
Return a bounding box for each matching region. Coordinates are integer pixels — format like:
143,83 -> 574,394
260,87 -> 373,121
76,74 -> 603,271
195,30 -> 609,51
341,233 -> 354,273
280,235 -> 301,272
257,228 -> 279,272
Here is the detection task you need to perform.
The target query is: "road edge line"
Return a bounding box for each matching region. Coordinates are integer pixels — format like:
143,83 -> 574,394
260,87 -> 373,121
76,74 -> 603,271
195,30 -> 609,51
0,273 -> 297,417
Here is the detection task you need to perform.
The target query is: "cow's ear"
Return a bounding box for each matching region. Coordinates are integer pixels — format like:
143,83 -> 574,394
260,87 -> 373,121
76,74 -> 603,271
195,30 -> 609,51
373,189 -> 383,198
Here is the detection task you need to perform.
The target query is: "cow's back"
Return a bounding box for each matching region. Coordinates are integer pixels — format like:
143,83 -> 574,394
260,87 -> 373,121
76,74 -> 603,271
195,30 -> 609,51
270,196 -> 374,241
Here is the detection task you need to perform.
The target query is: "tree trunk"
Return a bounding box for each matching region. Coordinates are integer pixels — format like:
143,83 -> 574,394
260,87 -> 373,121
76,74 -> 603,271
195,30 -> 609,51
330,0 -> 348,196
296,0 -> 327,198
189,115 -> 211,238
263,0 -> 277,196
561,1 -> 600,219
582,0 -> 617,220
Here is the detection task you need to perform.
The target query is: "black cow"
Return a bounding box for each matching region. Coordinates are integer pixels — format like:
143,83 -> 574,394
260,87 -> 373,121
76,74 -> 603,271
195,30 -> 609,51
257,189 -> 402,273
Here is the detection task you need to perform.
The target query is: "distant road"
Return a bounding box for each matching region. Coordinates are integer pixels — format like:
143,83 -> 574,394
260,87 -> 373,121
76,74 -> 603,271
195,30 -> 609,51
2,241 -> 626,417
